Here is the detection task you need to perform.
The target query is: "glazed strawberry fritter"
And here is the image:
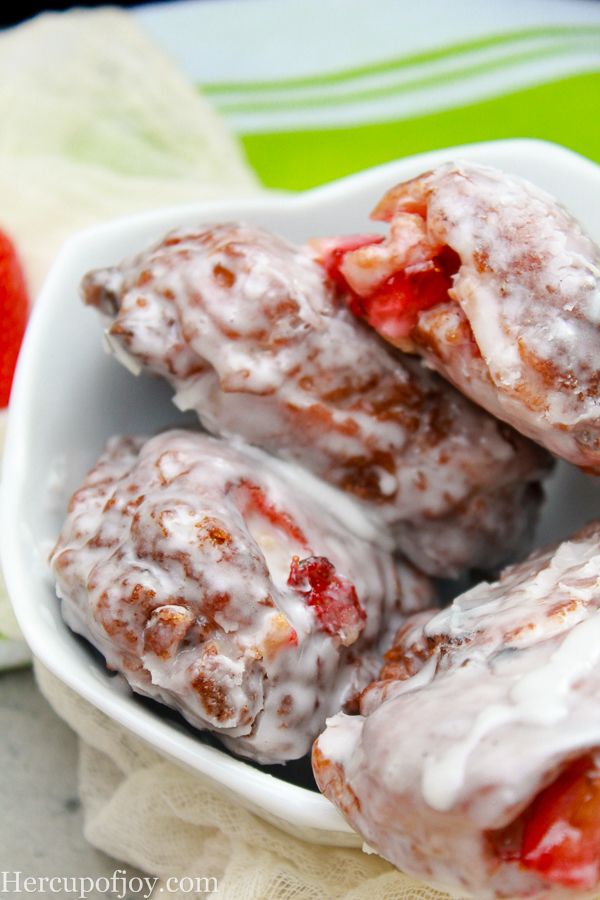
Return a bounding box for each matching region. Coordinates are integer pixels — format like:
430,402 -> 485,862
323,162 -> 600,469
313,521 -> 600,898
50,430 -> 432,763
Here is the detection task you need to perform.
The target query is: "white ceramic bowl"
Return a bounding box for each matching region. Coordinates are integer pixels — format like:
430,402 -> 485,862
3,139 -> 600,847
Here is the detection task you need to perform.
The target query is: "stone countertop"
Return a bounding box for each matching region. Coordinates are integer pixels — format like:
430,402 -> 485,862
0,667 -> 144,899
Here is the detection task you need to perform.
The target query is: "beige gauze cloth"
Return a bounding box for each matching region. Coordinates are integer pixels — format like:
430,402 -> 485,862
2,8 -> 466,899
36,663 -> 453,900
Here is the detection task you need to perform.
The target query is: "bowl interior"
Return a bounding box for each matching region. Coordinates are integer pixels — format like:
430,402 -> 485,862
3,139 -> 600,843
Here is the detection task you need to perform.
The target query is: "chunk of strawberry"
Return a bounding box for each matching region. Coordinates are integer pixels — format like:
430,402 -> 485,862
520,755 -> 600,889
0,229 -> 29,408
312,231 -> 459,344
288,555 -> 365,646
348,260 -> 450,342
236,479 -> 308,547
310,234 -> 384,290
349,246 -> 460,343
490,755 -> 600,890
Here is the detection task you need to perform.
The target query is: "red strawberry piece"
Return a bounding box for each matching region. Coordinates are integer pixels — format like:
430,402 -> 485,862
311,234 -> 384,289
288,555 -> 365,646
489,754 -> 600,890
0,229 -> 29,408
351,251 -> 459,343
236,479 -> 309,547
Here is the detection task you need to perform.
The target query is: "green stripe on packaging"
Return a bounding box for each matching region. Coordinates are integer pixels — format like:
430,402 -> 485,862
202,25 -> 600,97
213,37 -> 599,115
236,71 -> 600,190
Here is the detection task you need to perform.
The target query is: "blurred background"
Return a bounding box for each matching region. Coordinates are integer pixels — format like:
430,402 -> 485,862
3,1 -> 144,27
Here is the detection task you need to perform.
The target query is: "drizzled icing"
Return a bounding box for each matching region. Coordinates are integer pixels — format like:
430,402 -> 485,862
342,162 -> 600,468
82,222 -> 549,576
313,522 -> 600,898
422,612 -> 600,813
50,430 -> 432,763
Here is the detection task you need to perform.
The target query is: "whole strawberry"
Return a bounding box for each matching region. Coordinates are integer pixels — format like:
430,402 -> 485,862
0,229 -> 29,408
